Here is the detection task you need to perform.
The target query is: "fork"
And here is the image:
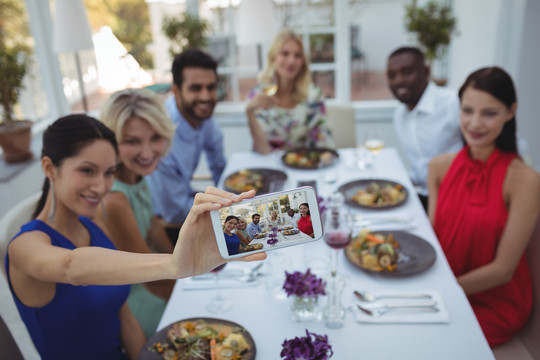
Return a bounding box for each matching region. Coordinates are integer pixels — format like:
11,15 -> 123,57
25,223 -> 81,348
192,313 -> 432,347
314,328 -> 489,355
356,303 -> 439,317
354,290 -> 432,302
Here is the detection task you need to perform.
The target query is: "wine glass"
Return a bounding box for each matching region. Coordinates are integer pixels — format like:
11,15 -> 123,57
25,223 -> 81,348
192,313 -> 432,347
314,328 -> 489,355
323,192 -> 351,328
206,263 -> 233,313
263,83 -> 278,96
363,129 -> 385,162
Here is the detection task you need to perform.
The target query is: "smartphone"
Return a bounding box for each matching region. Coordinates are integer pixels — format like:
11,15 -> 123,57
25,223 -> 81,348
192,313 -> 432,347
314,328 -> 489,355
211,186 -> 323,259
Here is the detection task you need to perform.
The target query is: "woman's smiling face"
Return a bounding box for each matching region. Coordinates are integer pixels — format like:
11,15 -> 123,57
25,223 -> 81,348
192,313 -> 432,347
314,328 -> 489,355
274,39 -> 304,83
118,117 -> 167,176
460,87 -> 515,150
51,139 -> 117,218
225,218 -> 238,232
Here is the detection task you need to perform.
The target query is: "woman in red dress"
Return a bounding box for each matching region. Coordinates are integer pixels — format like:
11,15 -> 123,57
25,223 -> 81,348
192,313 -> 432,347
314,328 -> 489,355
427,67 -> 540,347
297,203 -> 314,238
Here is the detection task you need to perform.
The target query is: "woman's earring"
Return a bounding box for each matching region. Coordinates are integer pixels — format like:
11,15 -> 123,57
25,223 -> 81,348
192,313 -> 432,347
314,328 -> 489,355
101,201 -> 108,221
48,181 -> 56,223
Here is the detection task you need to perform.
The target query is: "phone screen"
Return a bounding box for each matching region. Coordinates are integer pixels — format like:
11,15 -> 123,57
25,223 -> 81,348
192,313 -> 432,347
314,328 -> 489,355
211,186 -> 322,259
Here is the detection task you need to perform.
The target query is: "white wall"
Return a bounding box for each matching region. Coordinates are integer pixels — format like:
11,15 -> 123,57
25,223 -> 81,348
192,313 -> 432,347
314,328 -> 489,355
448,0 -> 539,168
349,0 -> 410,72
515,0 -> 540,169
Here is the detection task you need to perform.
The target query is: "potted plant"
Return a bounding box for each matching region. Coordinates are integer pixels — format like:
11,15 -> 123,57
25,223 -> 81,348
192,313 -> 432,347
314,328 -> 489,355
162,12 -> 209,58
0,43 -> 33,163
404,0 -> 457,84
0,0 -> 33,163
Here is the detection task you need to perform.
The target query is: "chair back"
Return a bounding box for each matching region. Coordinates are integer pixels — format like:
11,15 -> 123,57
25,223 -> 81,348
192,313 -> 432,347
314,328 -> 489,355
325,103 -> 356,148
519,213 -> 540,359
0,192 -> 41,360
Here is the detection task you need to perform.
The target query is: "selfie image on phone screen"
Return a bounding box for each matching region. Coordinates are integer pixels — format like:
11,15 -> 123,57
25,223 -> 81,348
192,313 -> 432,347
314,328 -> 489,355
213,187 -> 321,258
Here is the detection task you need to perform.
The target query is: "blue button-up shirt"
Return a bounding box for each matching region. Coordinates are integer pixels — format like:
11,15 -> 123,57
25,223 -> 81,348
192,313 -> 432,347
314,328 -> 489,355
246,222 -> 262,239
147,97 -> 226,224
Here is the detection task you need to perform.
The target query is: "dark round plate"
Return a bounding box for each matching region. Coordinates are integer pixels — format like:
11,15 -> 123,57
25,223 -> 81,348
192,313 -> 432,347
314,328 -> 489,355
338,178 -> 408,210
345,231 -> 436,276
283,229 -> 300,235
281,148 -> 339,170
138,317 -> 256,360
223,168 -> 287,195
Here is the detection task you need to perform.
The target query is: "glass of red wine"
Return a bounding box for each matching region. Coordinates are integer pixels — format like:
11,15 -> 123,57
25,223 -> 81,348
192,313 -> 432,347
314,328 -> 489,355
323,192 -> 351,328
268,135 -> 286,151
323,192 -> 351,278
206,263 -> 233,313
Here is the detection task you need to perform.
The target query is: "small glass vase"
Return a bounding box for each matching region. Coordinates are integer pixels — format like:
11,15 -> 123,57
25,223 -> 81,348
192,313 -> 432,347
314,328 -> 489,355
290,295 -> 322,322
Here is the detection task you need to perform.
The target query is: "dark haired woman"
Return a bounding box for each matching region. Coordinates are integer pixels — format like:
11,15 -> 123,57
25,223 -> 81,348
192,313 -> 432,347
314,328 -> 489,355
427,67 -> 540,347
297,203 -> 314,238
4,115 -> 264,360
223,215 -> 242,255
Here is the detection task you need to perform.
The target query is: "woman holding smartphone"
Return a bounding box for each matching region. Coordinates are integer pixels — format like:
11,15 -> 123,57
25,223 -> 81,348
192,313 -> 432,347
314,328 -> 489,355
223,215 -> 242,256
4,115 -> 264,360
297,203 -> 314,238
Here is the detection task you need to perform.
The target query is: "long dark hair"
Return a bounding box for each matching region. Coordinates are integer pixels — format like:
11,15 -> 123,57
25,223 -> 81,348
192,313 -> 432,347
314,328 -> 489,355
458,66 -> 518,154
300,203 -> 310,216
32,114 -> 118,219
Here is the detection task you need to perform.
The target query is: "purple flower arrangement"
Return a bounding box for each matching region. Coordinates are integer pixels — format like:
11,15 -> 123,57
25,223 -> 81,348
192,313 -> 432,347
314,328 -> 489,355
283,269 -> 326,298
267,227 -> 279,245
281,329 -> 333,360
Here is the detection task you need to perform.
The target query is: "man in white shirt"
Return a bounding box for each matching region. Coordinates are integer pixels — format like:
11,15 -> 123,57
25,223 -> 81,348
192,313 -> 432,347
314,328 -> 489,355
284,209 -> 300,228
386,47 -> 462,210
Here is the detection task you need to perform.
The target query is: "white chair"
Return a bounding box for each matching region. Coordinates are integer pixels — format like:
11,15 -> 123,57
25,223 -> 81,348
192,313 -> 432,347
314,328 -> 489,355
0,192 -> 41,360
325,103 -> 357,148
493,214 -> 540,360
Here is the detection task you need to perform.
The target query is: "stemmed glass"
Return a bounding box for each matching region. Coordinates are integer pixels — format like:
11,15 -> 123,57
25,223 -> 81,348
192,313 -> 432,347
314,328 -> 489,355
206,263 -> 233,313
363,128 -> 385,167
323,192 -> 351,328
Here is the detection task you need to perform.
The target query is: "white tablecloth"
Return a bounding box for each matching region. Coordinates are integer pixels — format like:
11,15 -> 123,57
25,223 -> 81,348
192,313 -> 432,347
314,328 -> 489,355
157,148 -> 494,360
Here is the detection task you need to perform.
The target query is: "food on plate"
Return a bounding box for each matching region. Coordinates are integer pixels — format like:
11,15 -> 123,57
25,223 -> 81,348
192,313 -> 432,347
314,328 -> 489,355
242,243 -> 263,252
346,230 -> 400,272
151,319 -> 252,360
283,229 -> 299,235
224,170 -> 264,193
282,225 -> 294,230
351,181 -> 406,207
283,149 -> 336,168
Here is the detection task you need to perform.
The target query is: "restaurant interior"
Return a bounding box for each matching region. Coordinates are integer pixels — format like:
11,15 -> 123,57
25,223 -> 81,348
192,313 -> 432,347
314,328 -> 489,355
1,0 -> 540,359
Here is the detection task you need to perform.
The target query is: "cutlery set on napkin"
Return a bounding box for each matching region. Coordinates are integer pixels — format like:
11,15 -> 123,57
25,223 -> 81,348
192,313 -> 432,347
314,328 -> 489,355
350,290 -> 450,324
181,263 -> 263,291
350,214 -> 416,231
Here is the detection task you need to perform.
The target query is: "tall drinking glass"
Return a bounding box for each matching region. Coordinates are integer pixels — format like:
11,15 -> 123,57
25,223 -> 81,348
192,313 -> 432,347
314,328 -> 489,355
323,192 -> 351,328
206,263 -> 233,313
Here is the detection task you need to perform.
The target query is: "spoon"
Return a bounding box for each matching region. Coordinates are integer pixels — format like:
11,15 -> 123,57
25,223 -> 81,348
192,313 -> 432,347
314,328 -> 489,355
357,303 -> 439,318
354,290 -> 432,302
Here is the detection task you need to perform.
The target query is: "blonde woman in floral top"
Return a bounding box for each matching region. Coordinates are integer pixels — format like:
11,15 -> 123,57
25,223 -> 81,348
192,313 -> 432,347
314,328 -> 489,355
246,30 -> 335,154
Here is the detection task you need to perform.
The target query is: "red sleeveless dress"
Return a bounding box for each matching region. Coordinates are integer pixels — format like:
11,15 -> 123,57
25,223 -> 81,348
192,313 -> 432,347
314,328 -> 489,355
434,147 -> 532,347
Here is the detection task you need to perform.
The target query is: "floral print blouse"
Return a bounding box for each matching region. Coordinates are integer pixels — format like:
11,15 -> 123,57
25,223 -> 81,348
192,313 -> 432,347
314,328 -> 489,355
248,84 -> 335,150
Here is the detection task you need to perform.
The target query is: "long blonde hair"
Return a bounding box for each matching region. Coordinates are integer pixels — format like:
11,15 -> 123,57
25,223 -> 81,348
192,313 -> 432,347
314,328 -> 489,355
100,88 -> 175,153
259,29 -> 311,103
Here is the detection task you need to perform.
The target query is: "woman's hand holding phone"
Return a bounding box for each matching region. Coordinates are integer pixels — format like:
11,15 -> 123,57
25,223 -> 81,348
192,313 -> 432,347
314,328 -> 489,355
212,186 -> 323,259
170,187 -> 267,278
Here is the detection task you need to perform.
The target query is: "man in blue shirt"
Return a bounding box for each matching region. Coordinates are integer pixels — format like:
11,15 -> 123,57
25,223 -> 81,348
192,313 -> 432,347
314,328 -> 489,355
147,50 -> 226,225
246,214 -> 262,239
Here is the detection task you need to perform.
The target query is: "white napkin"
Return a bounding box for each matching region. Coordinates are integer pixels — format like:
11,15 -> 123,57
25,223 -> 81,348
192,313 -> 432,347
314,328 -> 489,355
350,290 -> 450,324
352,216 -> 416,232
181,263 -> 260,291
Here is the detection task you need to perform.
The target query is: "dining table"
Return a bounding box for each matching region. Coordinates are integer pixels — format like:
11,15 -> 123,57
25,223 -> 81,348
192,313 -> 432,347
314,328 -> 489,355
154,148 -> 494,360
